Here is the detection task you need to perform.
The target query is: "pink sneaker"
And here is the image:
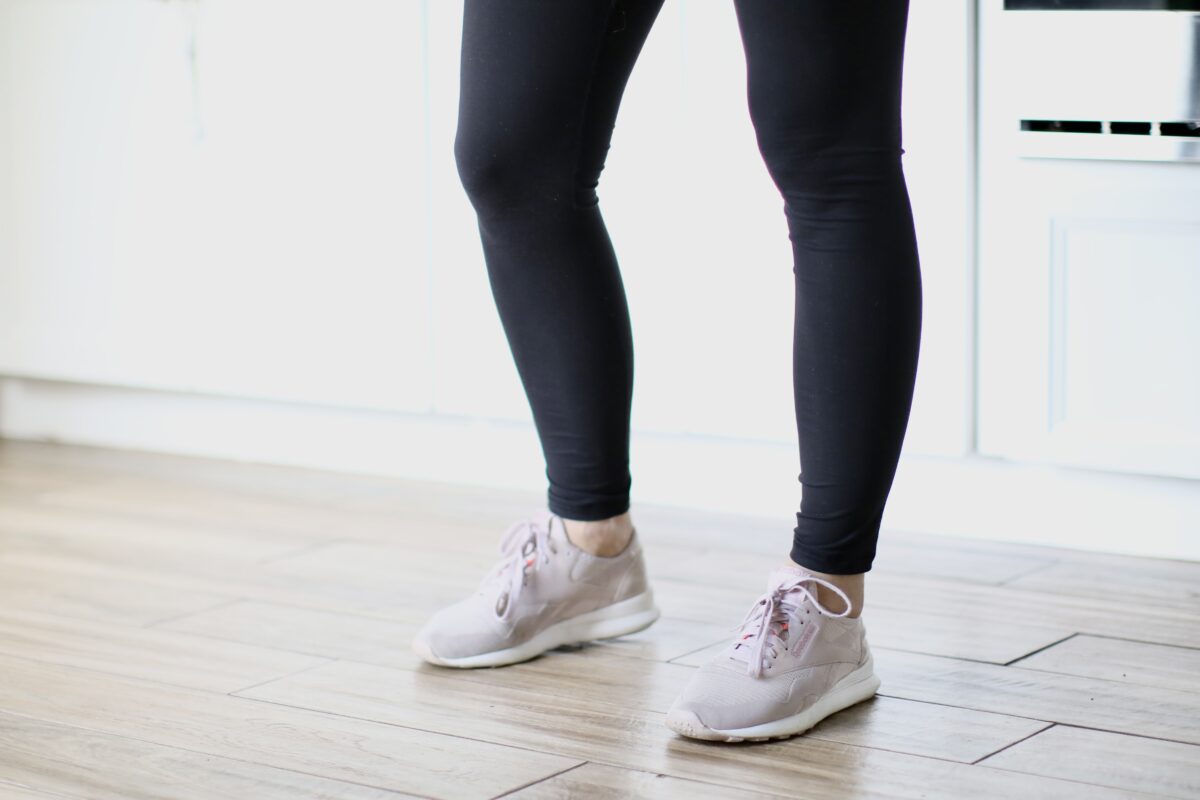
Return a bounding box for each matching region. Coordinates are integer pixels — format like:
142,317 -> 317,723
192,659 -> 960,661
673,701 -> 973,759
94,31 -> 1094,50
412,508 -> 659,668
666,565 -> 880,742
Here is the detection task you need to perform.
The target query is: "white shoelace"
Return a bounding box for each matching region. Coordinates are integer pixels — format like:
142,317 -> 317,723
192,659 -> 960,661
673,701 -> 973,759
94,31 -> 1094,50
483,515 -> 557,622
728,574 -> 852,678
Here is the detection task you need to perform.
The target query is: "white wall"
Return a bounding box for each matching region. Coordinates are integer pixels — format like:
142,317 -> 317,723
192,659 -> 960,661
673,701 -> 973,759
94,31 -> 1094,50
2,0 -> 1196,561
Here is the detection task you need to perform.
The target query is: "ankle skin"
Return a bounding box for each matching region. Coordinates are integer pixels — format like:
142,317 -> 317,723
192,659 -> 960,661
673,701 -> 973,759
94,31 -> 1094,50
787,561 -> 865,618
561,512 -> 634,557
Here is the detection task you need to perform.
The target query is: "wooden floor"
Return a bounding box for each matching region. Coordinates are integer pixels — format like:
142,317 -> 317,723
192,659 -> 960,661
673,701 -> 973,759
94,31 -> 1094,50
0,439 -> 1197,799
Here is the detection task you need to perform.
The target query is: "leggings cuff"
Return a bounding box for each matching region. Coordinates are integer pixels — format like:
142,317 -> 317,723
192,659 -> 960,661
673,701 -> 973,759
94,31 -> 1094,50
547,487 -> 631,521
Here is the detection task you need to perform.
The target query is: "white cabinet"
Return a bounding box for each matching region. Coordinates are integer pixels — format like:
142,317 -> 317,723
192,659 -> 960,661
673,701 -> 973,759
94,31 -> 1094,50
976,0 -> 1200,480
0,0 -> 432,412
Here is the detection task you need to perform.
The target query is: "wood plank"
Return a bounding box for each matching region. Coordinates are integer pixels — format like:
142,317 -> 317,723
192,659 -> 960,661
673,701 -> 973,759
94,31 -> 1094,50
648,544 -> 1055,588
652,571 -> 1200,650
0,439 -> 1181,582
261,539 -> 513,601
156,599 -> 422,668
980,724 -> 1200,799
429,648 -> 694,715
875,648 -> 1200,745
2,440 -> 1195,799
866,573 -> 1200,649
0,500 -> 326,562
508,763 -> 790,800
0,452 -> 470,547
581,615 -> 731,662
0,607 -> 329,693
0,546 -> 436,623
0,562 -> 233,628
0,710 -> 413,800
632,512 -> 1117,578
0,654 -> 580,800
157,598 -> 1056,765
0,516 -> 509,622
16,462 -> 524,549
1004,559 -> 1200,608
497,650 -> 1051,763
0,439 -> 383,506
146,535 -> 1079,667
257,527 -> 1200,652
777,693 -> 1050,764
849,605 -> 1072,665
668,602 -> 1074,666
0,442 -> 555,547
238,657 -> 1151,799
0,457 -> 109,501
30,479 -> 371,539
1012,634 -> 1200,693
0,782 -> 75,800
213,538 -> 1077,663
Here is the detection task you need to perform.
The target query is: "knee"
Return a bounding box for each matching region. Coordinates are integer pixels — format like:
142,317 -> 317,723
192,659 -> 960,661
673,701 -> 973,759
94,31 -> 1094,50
454,128 -> 564,216
749,103 -> 904,200
756,133 -> 904,200
453,130 -> 519,214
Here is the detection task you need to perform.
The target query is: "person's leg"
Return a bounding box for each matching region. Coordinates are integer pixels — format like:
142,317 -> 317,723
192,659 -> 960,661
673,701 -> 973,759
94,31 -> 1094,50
413,0 -> 666,671
733,0 -> 923,616
454,0 -> 665,555
665,0 -> 919,741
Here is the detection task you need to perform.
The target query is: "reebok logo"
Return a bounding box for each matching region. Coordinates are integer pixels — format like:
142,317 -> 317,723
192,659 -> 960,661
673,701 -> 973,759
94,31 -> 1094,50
790,621 -> 819,658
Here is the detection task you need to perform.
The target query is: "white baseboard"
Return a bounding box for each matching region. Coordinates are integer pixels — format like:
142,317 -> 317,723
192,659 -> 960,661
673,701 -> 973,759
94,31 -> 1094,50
2,375 -> 1197,562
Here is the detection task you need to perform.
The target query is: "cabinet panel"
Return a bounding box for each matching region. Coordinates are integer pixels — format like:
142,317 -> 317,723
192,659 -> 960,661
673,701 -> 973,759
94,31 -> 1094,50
0,0 -> 431,411
1049,219 -> 1200,477
976,0 -> 1200,479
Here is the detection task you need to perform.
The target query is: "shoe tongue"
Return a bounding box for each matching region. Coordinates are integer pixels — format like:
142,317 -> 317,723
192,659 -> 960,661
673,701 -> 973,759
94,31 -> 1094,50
532,507 -> 556,531
765,567 -> 825,619
767,565 -> 814,592
730,570 -> 806,659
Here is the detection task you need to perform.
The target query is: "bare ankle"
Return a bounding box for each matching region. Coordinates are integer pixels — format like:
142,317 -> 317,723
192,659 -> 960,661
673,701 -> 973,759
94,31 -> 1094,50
561,511 -> 634,557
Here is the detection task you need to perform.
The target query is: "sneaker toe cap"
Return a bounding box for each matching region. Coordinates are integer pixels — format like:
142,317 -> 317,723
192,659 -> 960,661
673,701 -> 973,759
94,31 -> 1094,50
668,663 -> 795,732
412,597 -> 509,663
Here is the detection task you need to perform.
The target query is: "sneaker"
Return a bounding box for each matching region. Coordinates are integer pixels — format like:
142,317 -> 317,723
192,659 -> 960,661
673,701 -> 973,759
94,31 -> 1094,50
665,565 -> 880,742
411,507 -> 660,668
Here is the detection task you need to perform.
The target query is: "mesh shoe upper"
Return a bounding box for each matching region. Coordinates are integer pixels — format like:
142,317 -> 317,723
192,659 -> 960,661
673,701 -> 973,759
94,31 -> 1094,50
414,508 -> 650,661
669,566 -> 868,731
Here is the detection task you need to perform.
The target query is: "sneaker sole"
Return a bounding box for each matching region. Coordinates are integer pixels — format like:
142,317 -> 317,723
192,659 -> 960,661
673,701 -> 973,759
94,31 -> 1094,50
664,651 -> 881,742
411,589 -> 661,669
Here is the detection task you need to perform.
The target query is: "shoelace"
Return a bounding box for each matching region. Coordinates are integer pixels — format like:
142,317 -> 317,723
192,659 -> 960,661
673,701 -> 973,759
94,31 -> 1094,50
483,515 -> 558,622
728,574 -> 852,678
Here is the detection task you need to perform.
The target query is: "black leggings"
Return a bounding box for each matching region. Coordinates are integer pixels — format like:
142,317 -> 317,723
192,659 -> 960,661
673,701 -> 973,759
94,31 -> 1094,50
454,0 -> 922,575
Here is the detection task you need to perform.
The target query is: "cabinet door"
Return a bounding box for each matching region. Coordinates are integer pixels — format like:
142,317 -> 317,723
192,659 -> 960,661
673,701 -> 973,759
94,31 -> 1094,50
0,0 -> 432,412
976,0 -> 1200,479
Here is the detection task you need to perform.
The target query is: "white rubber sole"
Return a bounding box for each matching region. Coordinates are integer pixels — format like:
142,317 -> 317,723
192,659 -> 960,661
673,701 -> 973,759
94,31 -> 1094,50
665,651 -> 881,742
411,590 -> 661,669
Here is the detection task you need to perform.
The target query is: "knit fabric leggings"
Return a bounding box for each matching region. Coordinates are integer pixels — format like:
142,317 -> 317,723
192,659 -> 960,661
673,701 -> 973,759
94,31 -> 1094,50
453,0 -> 922,575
